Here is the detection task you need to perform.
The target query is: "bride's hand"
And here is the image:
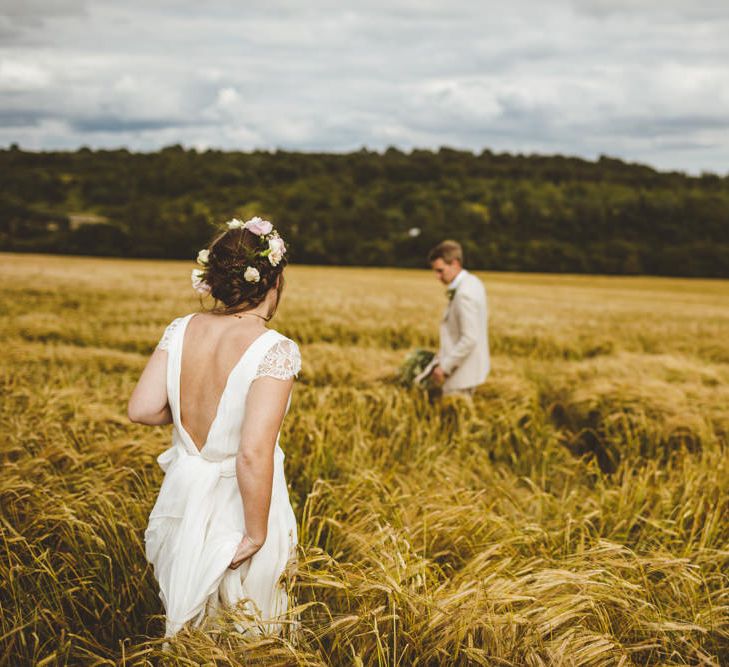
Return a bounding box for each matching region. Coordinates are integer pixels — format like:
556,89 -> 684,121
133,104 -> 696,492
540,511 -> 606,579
228,533 -> 265,570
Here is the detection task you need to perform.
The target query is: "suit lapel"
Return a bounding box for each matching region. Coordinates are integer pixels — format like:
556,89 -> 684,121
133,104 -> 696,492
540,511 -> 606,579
443,296 -> 453,322
443,272 -> 466,321
443,269 -> 466,322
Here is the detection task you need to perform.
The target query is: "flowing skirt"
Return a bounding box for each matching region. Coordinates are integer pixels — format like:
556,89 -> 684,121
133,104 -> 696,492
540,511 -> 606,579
144,444 -> 298,638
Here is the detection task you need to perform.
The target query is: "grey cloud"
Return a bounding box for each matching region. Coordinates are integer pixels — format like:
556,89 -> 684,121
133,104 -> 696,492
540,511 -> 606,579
606,114 -> 729,139
0,107 -> 48,127
69,115 -> 190,133
0,0 -> 86,17
569,0 -> 729,19
0,0 -> 87,46
0,0 -> 728,174
0,0 -> 87,31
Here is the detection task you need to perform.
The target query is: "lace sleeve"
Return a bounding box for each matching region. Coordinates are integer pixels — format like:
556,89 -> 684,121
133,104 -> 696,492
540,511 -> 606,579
253,338 -> 302,381
156,317 -> 183,351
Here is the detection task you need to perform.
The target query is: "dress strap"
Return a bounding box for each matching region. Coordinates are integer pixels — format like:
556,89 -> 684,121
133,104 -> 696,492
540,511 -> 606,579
165,314 -> 197,449
236,329 -> 287,388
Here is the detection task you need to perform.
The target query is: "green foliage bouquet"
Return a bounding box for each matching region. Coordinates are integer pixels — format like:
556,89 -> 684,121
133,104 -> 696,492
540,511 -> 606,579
399,348 -> 437,388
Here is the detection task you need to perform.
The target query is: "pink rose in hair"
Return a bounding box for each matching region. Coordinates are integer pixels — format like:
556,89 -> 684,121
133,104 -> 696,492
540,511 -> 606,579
244,216 -> 273,236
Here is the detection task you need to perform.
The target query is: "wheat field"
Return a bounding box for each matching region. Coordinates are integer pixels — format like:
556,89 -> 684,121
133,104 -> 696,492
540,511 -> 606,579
1,252 -> 728,666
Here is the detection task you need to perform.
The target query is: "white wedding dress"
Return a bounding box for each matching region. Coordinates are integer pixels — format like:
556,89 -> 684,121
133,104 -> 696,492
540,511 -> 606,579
143,313 -> 301,639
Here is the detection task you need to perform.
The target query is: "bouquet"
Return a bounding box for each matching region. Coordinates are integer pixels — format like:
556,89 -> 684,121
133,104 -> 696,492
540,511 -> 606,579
399,348 -> 438,388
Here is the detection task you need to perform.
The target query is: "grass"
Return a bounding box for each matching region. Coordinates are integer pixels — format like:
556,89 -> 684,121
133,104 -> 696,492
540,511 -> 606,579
1,252 -> 728,665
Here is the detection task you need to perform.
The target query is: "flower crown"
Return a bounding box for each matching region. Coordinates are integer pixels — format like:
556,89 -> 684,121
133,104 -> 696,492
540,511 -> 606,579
191,216 -> 287,296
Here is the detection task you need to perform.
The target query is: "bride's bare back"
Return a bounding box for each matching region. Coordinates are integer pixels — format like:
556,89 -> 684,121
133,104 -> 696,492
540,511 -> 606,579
179,313 -> 268,452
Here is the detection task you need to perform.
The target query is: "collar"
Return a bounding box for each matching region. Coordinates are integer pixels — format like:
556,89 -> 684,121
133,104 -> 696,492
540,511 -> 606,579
447,268 -> 468,291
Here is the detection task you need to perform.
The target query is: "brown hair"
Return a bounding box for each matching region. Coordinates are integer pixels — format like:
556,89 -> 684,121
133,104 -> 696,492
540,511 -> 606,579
200,226 -> 288,319
428,239 -> 463,265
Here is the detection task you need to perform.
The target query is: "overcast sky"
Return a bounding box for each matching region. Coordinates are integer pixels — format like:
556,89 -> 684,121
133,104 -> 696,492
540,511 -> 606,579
1,0 -> 728,174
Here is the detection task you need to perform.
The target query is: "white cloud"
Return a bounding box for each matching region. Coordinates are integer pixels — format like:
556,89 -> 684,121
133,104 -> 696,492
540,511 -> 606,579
0,60 -> 51,90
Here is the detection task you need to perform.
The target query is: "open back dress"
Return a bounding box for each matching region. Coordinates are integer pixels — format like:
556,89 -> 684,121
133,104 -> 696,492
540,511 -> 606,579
143,313 -> 301,639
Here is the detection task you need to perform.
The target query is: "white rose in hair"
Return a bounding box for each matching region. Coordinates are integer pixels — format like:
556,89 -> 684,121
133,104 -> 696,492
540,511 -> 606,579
244,266 -> 260,282
226,218 -> 244,229
267,237 -> 286,266
196,249 -> 209,265
191,268 -> 211,295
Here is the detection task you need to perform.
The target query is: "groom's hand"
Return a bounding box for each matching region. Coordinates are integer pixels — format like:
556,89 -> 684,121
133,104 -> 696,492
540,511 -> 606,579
431,365 -> 446,385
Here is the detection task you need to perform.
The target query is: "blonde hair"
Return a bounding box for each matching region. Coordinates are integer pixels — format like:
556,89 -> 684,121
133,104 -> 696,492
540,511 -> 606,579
428,239 -> 463,265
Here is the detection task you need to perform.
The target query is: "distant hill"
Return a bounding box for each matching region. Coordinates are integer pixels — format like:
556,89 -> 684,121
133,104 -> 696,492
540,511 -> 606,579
2,144 -> 728,277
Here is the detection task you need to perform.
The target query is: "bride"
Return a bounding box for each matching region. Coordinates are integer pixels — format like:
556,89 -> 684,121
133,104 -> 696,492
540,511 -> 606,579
127,216 -> 301,639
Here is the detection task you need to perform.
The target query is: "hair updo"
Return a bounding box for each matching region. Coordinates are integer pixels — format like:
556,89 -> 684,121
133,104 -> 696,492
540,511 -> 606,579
200,226 -> 288,319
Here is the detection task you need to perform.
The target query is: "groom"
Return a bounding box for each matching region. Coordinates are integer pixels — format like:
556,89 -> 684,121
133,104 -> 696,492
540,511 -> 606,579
428,240 -> 490,397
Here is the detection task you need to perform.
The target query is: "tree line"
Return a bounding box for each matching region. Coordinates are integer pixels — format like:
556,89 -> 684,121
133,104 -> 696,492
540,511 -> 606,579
2,144 -> 728,277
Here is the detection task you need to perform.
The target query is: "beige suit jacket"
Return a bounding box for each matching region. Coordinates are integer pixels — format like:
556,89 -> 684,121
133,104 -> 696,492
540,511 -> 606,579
438,270 -> 490,393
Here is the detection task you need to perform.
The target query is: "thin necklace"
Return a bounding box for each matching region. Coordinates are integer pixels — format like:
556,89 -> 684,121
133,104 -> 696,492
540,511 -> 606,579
233,311 -> 270,321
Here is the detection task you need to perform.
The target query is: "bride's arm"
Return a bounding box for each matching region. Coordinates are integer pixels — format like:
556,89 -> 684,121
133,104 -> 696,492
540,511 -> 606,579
127,347 -> 173,425
235,375 -> 294,546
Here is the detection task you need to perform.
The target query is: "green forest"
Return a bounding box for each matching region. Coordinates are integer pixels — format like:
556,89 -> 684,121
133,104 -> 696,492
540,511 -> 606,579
2,144 -> 728,276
